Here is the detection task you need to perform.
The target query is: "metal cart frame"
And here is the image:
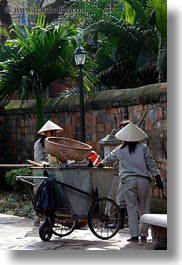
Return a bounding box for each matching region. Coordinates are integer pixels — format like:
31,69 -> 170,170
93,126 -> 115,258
16,169 -> 121,241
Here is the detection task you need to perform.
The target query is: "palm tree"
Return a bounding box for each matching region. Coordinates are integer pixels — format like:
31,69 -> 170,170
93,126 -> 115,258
63,0 -> 167,89
145,0 -> 167,82
0,15 -> 79,130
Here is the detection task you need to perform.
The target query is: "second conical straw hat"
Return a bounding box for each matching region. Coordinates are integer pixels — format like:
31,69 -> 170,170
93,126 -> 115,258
37,120 -> 64,135
115,122 -> 147,142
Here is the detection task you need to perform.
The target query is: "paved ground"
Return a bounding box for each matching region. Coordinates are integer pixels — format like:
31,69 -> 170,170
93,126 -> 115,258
0,213 -> 155,250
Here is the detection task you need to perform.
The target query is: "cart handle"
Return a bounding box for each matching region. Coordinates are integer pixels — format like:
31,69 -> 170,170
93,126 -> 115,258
16,175 -> 48,187
16,176 -> 90,196
16,176 -> 48,180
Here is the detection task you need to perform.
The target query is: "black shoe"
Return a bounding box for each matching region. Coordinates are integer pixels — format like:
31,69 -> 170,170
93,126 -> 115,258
127,237 -> 139,243
140,236 -> 147,242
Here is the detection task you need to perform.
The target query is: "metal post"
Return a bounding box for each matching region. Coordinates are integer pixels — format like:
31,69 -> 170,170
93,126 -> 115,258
78,65 -> 85,143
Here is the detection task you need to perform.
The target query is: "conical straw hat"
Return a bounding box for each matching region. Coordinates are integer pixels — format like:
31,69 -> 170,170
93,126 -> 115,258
37,120 -> 64,135
115,122 -> 147,142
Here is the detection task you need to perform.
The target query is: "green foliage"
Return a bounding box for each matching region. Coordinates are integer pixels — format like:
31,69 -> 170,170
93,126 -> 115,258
0,16 -> 78,100
0,28 -> 9,39
0,14 -> 98,128
5,168 -> 32,192
0,193 -> 34,219
0,15 -> 77,129
64,0 -> 167,88
0,0 -> 167,108
146,0 -> 167,39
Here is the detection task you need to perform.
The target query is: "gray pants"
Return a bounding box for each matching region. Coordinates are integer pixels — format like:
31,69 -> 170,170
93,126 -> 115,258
116,179 -> 126,208
122,176 -> 150,237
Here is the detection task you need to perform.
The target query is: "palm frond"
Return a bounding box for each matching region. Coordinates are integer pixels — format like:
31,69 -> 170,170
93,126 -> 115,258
146,0 -> 167,39
124,0 -> 147,25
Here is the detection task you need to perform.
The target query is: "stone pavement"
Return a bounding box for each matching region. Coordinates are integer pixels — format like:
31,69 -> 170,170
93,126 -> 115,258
0,213 -> 155,250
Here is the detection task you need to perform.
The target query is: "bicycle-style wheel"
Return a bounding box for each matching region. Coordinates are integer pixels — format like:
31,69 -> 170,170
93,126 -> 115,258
88,197 -> 121,240
52,215 -> 78,237
39,220 -> 53,241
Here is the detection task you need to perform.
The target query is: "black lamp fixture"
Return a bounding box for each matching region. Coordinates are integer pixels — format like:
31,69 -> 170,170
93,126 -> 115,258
74,47 -> 86,143
74,46 -> 86,66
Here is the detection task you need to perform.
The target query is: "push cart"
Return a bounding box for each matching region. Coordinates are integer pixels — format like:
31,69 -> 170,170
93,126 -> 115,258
16,167 -> 121,241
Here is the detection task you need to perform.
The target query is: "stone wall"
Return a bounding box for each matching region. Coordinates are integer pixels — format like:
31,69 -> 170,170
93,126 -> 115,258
0,83 -> 167,189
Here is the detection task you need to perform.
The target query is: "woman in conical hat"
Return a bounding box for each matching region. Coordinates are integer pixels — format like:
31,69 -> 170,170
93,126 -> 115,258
98,122 -> 163,243
37,120 -> 64,136
106,119 -> 130,230
34,120 -> 64,165
33,120 -> 64,226
115,121 -> 147,142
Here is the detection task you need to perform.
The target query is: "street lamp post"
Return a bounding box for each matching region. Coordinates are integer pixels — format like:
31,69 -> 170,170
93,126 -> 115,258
74,47 -> 86,143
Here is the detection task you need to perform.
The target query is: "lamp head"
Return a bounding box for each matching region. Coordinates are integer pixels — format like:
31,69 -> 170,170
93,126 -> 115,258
74,47 -> 86,66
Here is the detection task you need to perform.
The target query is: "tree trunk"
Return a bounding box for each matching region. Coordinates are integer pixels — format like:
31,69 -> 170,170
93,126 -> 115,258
36,92 -> 44,131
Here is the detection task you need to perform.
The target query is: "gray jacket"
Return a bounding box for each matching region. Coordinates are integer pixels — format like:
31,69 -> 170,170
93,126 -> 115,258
34,139 -> 48,164
101,143 -> 159,179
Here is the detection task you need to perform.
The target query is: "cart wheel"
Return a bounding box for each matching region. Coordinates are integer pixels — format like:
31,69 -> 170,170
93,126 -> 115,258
39,221 -> 52,241
88,197 -> 121,240
52,216 -> 78,237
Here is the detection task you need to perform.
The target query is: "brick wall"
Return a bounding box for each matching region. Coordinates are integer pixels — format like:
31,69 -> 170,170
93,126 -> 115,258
0,83 -> 167,194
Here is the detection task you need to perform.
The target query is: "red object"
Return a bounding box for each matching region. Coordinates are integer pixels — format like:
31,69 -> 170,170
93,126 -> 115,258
88,151 -> 101,166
